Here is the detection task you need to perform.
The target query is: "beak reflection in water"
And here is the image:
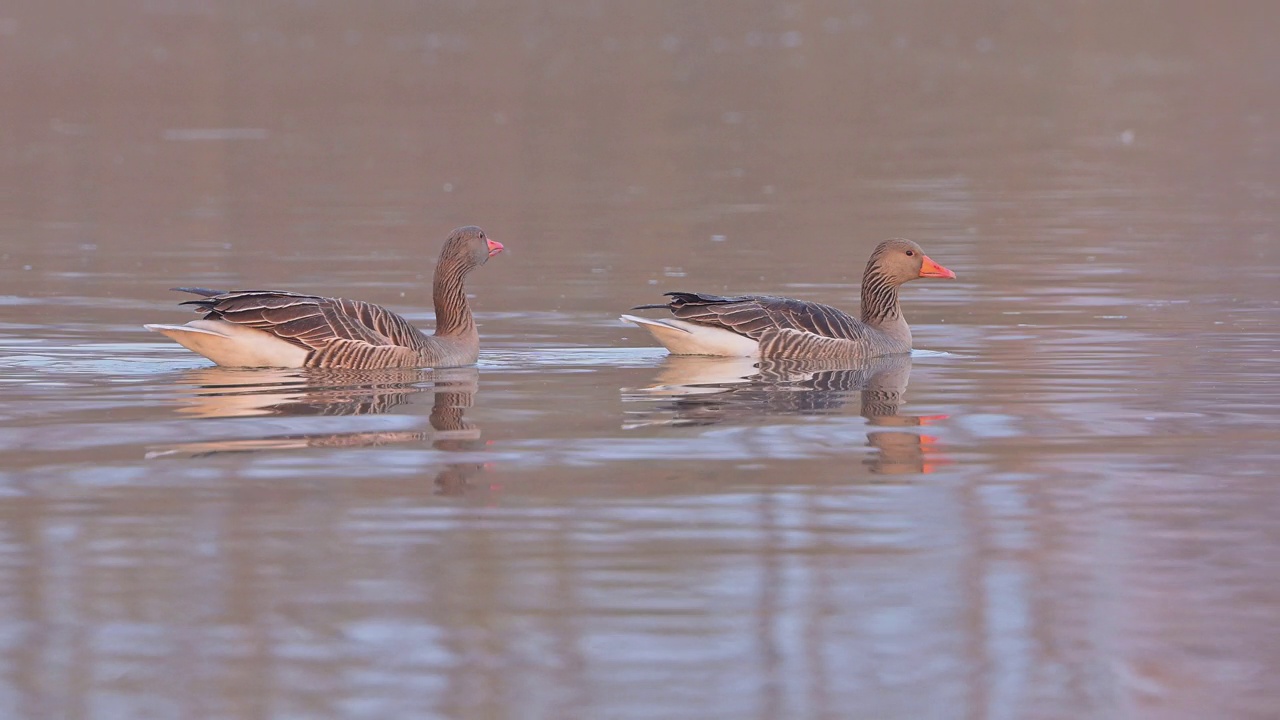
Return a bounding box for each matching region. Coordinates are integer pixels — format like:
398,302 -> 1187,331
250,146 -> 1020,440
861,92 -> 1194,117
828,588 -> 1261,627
621,354 -> 949,476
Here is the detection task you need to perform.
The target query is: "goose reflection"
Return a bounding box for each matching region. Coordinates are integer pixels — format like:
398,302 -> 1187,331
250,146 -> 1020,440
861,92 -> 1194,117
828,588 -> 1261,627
146,366 -> 486,494
622,355 -> 947,475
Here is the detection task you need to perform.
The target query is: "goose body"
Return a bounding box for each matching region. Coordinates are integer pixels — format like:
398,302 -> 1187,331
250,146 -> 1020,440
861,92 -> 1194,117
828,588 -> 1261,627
623,239 -> 954,360
146,226 -> 503,369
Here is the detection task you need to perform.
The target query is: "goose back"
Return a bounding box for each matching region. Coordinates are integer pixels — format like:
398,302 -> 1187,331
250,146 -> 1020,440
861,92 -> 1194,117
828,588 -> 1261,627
650,292 -> 868,343
173,289 -> 444,369
180,290 -> 431,352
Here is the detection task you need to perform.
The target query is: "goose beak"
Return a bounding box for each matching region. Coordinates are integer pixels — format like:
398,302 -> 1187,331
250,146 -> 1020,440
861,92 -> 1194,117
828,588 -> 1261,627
919,255 -> 956,279
486,239 -> 504,257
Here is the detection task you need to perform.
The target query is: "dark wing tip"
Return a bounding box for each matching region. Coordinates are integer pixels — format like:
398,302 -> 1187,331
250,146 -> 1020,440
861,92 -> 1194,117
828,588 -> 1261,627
664,291 -> 744,304
170,287 -> 226,297
634,291 -> 743,310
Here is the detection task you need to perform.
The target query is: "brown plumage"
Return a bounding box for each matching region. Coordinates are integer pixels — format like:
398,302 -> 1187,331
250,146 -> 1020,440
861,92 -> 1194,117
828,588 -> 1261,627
622,239 -> 955,359
145,226 -> 503,369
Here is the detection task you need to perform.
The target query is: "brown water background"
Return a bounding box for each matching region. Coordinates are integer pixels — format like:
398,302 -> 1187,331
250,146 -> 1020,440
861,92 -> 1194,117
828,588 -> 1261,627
2,2 -> 1279,718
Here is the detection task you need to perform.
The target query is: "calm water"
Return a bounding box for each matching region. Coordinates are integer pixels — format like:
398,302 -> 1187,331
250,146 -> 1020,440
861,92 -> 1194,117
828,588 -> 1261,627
2,2 -> 1279,719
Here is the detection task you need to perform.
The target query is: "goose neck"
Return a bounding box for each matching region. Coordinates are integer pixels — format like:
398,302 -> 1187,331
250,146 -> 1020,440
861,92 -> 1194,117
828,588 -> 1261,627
859,265 -> 901,327
432,256 -> 475,337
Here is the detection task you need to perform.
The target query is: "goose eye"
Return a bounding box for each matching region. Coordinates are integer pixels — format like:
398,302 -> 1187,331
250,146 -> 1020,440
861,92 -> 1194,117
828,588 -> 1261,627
905,250 -> 915,256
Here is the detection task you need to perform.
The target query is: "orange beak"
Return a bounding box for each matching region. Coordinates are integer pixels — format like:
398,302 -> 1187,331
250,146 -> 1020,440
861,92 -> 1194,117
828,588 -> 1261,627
486,238 -> 504,257
919,254 -> 956,279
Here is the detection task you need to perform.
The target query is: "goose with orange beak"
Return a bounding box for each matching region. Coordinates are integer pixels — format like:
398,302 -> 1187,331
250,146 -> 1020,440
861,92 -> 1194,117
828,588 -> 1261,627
622,239 -> 955,359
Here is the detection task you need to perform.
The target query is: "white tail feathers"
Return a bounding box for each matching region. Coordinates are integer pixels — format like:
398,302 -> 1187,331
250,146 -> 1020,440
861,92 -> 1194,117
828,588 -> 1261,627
145,320 -> 309,367
620,314 -> 760,357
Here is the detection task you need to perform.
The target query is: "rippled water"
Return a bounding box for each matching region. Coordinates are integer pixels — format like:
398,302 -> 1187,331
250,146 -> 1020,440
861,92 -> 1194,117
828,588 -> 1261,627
3,2 -> 1280,719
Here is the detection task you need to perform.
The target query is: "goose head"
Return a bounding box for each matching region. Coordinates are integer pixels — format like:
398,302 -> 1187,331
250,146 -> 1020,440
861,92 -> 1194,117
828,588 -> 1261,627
443,226 -> 505,268
867,239 -> 956,284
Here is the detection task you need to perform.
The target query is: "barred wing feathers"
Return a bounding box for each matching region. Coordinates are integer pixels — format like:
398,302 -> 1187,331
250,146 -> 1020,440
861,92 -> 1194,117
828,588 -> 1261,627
655,292 -> 867,343
179,290 -> 429,356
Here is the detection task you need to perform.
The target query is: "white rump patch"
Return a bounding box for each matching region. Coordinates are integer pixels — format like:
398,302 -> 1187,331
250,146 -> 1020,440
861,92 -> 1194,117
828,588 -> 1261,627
145,319 -> 309,367
620,314 -> 760,357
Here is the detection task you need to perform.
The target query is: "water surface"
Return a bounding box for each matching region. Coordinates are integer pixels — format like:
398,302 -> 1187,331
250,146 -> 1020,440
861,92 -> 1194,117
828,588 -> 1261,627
2,2 -> 1279,719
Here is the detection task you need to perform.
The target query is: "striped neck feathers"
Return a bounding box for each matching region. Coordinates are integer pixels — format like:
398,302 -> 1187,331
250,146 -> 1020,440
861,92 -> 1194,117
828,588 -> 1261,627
859,261 -> 902,327
432,252 -> 477,337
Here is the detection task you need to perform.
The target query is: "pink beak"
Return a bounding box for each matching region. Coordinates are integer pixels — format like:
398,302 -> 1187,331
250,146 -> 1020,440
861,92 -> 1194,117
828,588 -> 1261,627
486,238 -> 504,257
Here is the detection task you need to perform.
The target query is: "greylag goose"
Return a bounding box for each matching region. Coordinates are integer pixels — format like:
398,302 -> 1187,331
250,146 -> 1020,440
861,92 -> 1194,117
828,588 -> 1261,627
145,226 -> 503,369
622,239 -> 954,359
